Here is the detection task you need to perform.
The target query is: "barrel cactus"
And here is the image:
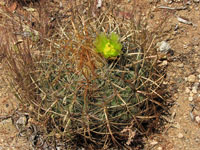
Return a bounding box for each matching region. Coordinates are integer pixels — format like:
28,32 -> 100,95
2,1 -> 166,149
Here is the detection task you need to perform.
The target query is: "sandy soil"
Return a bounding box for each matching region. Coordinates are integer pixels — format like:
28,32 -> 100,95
144,0 -> 200,150
0,65 -> 31,149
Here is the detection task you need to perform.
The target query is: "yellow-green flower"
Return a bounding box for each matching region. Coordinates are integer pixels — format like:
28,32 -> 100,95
94,32 -> 122,58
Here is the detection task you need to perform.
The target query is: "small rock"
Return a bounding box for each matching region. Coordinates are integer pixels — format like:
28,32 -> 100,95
164,0 -> 173,3
157,147 -> 163,150
193,0 -> 200,3
187,75 -> 196,82
56,147 -> 62,150
157,41 -> 171,53
189,97 -> 193,101
55,133 -> 62,139
193,82 -> 199,88
29,105 -> 34,112
185,87 -> 190,93
190,111 -> 195,121
159,60 -> 168,66
195,116 -> 200,123
192,87 -> 198,94
178,133 -> 184,139
177,63 -> 184,68
163,81 -> 168,85
16,116 -> 28,130
190,92 -> 194,97
183,44 -> 188,49
198,74 -> 200,79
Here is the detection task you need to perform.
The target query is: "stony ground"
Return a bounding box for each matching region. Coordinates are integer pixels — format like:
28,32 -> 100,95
0,0 -> 200,150
0,65 -> 31,149
144,0 -> 200,150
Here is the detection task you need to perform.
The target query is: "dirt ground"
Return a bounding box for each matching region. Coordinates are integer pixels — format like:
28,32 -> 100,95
144,0 -> 200,150
0,0 -> 200,150
0,65 -> 31,149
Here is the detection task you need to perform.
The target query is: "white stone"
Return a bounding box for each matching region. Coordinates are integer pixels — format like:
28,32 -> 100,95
190,92 -> 194,97
183,45 -> 188,49
159,60 -> 168,66
178,133 -> 184,139
195,116 -> 200,123
192,87 -> 198,94
187,75 -> 196,82
157,147 -> 163,150
157,41 -> 171,53
164,0 -> 172,3
189,97 -> 193,101
185,87 -> 190,93
194,0 -> 200,3
16,116 -> 27,128
177,63 -> 184,68
193,82 -> 199,88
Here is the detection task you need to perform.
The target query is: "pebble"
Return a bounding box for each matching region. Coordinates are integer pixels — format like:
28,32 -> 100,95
187,75 -> 196,82
190,92 -> 194,97
195,116 -> 200,123
157,41 -> 171,53
185,87 -> 190,93
193,0 -> 200,3
157,147 -> 163,150
193,82 -> 199,88
177,63 -> 184,68
164,0 -> 173,3
159,60 -> 168,66
178,133 -> 184,139
29,105 -> 34,112
189,97 -> 193,101
192,87 -> 198,94
16,116 -> 28,129
55,133 -> 62,139
183,45 -> 188,49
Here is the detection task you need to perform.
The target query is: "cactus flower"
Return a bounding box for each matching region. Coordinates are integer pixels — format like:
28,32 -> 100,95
94,32 -> 122,58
